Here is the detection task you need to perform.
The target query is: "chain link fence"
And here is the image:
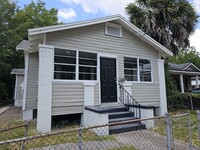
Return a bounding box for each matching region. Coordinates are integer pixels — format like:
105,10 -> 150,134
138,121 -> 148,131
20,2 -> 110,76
0,112 -> 199,150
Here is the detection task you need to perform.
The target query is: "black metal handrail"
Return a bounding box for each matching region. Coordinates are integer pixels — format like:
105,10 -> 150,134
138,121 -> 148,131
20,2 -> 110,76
119,84 -> 141,119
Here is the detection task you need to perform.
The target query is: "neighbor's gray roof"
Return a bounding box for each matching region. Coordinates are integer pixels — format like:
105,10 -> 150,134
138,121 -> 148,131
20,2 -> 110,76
169,62 -> 191,71
16,40 -> 30,51
11,69 -> 24,75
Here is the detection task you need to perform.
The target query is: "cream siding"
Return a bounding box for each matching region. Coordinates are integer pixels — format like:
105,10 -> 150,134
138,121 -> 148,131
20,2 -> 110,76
25,22 -> 161,115
52,82 -> 84,116
16,75 -> 24,101
26,52 -> 39,110
132,83 -> 160,106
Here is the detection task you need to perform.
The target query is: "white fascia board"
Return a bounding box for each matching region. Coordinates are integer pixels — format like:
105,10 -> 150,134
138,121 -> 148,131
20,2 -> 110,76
169,70 -> 200,75
28,14 -> 173,57
28,14 -> 121,35
118,16 -> 173,57
183,63 -> 200,72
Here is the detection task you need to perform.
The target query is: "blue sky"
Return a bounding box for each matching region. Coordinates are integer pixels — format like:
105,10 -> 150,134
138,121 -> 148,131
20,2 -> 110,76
17,0 -> 200,51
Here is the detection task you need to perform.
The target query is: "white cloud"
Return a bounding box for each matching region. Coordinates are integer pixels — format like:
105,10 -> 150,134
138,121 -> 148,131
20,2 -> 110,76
60,0 -> 134,17
58,8 -> 77,20
192,0 -> 200,13
189,29 -> 200,52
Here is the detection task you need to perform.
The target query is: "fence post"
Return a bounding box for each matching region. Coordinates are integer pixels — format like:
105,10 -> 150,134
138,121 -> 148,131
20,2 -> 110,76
188,111 -> 193,150
21,123 -> 28,150
78,126 -> 82,150
196,110 -> 200,142
166,113 -> 172,150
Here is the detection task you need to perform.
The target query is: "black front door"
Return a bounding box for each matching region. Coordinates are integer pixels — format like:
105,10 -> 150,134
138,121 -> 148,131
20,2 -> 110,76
100,57 -> 117,103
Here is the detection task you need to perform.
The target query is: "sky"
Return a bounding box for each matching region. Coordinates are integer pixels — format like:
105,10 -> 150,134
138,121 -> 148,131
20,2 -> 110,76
17,0 -> 200,52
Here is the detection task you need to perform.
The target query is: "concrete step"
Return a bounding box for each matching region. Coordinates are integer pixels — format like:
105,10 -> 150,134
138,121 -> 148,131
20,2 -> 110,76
109,116 -> 135,123
109,122 -> 146,134
108,111 -> 134,119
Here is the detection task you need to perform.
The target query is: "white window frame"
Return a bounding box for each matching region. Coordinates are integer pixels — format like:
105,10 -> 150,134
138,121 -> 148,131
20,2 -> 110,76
105,22 -> 122,37
54,48 -> 98,81
124,56 -> 153,83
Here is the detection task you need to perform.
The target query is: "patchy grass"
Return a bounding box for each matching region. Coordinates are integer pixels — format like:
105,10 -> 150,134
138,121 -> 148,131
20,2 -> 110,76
0,118 -> 116,149
109,145 -> 137,150
154,109 -> 199,147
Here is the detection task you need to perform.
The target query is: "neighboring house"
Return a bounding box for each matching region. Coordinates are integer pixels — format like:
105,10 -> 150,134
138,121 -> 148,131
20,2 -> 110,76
15,14 -> 173,133
191,77 -> 200,89
169,62 -> 200,93
11,69 -> 24,107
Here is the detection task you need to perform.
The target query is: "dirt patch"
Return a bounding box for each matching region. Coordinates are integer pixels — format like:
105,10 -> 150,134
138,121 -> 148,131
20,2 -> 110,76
0,106 -> 22,120
0,106 -> 23,129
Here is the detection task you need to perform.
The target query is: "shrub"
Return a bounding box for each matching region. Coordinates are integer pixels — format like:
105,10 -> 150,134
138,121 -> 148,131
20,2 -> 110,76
167,90 -> 190,108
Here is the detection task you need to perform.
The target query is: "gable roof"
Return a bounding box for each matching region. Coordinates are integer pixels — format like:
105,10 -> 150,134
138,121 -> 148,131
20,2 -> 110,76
11,69 -> 24,75
16,40 -> 30,51
169,62 -> 200,75
27,14 -> 173,57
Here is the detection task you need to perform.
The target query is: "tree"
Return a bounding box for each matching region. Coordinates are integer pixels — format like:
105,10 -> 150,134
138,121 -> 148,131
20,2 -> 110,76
126,0 -> 198,55
169,47 -> 200,68
0,0 -> 59,104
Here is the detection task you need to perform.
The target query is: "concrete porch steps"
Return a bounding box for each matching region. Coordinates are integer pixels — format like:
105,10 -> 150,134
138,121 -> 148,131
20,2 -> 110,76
108,106 -> 146,134
84,105 -> 146,134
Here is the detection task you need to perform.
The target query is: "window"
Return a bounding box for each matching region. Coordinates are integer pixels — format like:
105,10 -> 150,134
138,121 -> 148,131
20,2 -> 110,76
54,49 -> 76,80
105,23 -> 122,37
124,57 -> 152,82
139,59 -> 151,82
79,51 -> 97,80
54,48 -> 97,80
124,57 -> 138,81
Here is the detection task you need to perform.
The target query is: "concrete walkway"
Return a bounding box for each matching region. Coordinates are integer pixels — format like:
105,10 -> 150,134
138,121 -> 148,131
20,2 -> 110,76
0,104 -> 12,115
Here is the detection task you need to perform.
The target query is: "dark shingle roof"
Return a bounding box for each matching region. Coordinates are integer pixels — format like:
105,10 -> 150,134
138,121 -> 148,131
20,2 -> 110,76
168,62 -> 191,71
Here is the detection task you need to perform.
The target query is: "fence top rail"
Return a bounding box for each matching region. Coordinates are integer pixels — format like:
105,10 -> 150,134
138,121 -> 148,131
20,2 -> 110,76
171,112 -> 189,118
0,116 -> 166,145
0,123 -> 28,133
0,113 -> 189,146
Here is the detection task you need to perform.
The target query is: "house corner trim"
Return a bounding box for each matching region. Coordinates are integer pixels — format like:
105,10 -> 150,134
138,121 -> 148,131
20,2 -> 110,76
37,44 -> 54,132
157,59 -> 167,116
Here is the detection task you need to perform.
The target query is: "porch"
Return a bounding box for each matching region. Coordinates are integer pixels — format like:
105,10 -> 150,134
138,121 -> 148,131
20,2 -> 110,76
169,62 -> 200,93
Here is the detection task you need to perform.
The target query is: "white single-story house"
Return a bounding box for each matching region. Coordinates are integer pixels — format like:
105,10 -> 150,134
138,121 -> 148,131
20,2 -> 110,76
11,69 -> 24,107
169,62 -> 200,93
15,14 -> 173,133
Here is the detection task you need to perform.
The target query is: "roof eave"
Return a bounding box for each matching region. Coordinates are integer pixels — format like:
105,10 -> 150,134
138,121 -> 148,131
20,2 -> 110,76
183,63 -> 200,72
28,14 -> 173,57
169,70 -> 200,75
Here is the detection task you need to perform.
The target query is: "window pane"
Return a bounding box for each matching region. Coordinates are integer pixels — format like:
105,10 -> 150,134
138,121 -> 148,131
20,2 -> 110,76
55,64 -> 75,72
55,49 -> 76,57
54,72 -> 75,80
140,70 -> 151,82
124,70 -> 137,76
78,51 -> 97,80
107,26 -> 120,36
54,56 -> 76,64
79,59 -> 97,66
139,59 -> 151,70
79,51 -> 97,59
54,49 -> 76,80
125,75 -> 137,81
124,57 -> 138,81
79,73 -> 97,80
124,57 -> 137,69
79,66 -> 96,73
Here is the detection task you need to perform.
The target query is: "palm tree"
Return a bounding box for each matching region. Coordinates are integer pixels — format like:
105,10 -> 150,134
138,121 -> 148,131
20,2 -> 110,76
126,0 -> 198,55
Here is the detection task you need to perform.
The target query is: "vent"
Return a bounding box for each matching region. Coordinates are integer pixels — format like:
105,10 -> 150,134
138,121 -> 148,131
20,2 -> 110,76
105,23 -> 122,37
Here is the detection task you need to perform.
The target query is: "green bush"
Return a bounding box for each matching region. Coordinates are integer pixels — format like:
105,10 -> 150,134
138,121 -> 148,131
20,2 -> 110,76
167,90 -> 190,108
0,82 -> 9,105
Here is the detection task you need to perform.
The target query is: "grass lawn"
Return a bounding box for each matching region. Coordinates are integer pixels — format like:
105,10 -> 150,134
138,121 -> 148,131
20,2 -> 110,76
0,119 -> 116,149
154,109 -> 199,147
